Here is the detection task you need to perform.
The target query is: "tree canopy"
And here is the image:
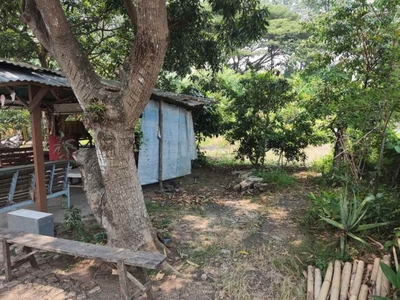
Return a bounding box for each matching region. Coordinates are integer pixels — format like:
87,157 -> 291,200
1,0 -> 269,77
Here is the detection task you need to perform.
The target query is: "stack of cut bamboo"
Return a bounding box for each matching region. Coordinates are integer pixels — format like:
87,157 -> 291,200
306,252 -> 399,299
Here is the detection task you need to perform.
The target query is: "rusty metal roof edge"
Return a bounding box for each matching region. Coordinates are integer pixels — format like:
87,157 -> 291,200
0,59 -> 64,76
0,60 -> 212,109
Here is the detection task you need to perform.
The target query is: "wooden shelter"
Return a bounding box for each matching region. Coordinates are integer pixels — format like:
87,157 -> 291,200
0,59 -> 209,213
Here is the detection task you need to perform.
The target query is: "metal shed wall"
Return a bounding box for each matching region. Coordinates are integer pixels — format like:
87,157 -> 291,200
138,100 -> 197,185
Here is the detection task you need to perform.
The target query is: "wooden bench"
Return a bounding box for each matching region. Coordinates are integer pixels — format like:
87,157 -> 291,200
0,160 -> 71,213
0,228 -> 165,299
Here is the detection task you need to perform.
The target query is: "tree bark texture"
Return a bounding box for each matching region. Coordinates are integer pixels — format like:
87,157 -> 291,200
23,0 -> 169,252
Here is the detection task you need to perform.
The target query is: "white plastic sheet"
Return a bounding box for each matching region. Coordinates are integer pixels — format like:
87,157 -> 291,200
138,100 -> 197,185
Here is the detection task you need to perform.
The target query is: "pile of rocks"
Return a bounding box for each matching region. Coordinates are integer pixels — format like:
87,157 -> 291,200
232,171 -> 269,192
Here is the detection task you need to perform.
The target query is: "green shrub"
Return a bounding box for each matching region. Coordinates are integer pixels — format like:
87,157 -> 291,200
311,154 -> 333,175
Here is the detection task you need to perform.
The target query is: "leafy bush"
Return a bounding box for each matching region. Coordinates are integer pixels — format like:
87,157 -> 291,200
312,154 -> 333,175
63,206 -> 87,241
63,207 -> 108,244
225,71 -> 317,168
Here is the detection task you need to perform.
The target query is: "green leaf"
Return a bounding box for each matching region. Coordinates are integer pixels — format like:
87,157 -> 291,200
355,221 -> 392,232
347,232 -> 369,247
372,296 -> 390,300
320,216 -> 345,230
395,145 -> 400,153
380,262 -> 400,289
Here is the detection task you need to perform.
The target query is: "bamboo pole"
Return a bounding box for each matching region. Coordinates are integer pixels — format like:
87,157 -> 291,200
350,260 -> 364,298
331,260 -> 341,300
340,262 -> 352,300
350,260 -> 358,290
358,284 -> 369,300
365,264 -> 373,283
315,268 -> 322,299
307,265 -> 314,300
393,246 -> 398,272
381,255 -> 391,297
318,262 -> 333,300
370,258 -> 380,286
376,261 -> 383,296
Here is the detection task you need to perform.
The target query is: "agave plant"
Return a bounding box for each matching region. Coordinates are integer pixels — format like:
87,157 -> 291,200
318,189 -> 391,257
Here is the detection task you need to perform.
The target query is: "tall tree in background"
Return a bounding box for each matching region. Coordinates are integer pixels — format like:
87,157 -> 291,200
19,0 -> 268,252
230,5 -> 308,74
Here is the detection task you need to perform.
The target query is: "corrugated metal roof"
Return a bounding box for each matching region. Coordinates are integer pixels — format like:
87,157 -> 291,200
0,59 -> 63,75
0,59 -> 211,109
0,60 -> 70,88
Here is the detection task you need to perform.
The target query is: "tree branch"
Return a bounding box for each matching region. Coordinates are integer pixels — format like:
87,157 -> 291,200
22,0 -> 104,107
124,0 -> 138,29
122,0 -> 169,128
21,0 -> 52,53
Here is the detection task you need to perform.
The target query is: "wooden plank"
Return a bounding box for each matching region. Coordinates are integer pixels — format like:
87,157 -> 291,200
2,239 -> 12,281
30,85 -> 47,212
0,147 -> 33,153
117,260 -> 129,300
11,250 -> 39,270
5,231 -> 165,269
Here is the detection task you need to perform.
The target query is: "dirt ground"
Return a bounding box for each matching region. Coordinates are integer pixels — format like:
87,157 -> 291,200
0,165 -> 319,299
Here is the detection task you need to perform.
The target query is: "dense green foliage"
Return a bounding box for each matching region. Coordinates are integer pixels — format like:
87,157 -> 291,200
0,109 -> 30,138
0,0 -> 268,77
301,0 -> 400,191
225,71 -> 317,167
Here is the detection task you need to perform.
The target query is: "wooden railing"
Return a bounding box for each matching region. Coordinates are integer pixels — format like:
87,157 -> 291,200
0,160 -> 71,213
0,147 -> 49,167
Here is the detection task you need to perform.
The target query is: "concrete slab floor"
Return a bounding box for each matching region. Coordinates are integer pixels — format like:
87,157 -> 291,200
0,186 -> 91,229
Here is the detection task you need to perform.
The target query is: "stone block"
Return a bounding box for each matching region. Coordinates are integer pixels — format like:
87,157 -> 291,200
7,209 -> 54,236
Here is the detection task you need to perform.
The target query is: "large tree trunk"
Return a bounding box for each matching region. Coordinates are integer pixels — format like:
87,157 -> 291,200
74,124 -> 162,252
23,0 -> 169,252
72,121 -> 163,252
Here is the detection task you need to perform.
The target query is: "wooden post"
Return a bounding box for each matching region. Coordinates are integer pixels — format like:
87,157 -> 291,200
139,267 -> 154,300
2,239 -> 12,281
29,85 -> 48,212
158,100 -> 164,191
117,259 -> 129,300
23,246 -> 38,269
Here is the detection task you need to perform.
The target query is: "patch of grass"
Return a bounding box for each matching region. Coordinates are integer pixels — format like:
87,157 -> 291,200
145,201 -> 176,215
188,244 -> 220,266
289,234 -> 340,272
216,244 -> 304,299
254,169 -> 296,189
153,218 -> 172,230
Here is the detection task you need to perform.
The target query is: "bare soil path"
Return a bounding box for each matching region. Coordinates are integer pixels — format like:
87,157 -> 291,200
0,165 -> 318,299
